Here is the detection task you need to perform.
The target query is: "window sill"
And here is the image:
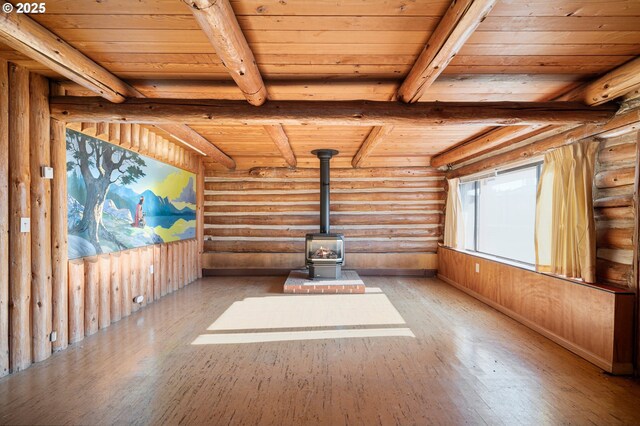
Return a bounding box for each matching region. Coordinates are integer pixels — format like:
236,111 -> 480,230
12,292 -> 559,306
438,244 -> 633,294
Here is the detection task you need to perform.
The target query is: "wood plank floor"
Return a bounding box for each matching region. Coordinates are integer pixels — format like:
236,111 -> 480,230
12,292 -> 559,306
1,276 -> 639,425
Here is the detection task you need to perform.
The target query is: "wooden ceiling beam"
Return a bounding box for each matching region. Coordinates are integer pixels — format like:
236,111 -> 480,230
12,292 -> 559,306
447,107 -> 640,179
50,97 -> 616,127
182,0 -> 267,106
183,0 -> 295,167
263,125 -> 296,168
432,55 -> 640,168
352,126 -> 395,168
430,125 -> 548,168
558,56 -> 640,106
0,8 -> 235,169
0,8 -> 138,103
353,0 -> 496,168
397,0 -> 497,104
156,123 -> 235,169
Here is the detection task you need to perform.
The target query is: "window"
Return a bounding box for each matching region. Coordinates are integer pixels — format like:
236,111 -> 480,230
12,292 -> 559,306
459,163 -> 541,264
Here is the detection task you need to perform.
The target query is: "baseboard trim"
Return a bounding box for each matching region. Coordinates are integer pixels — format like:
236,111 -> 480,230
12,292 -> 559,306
203,268 -> 437,278
437,274 -> 622,374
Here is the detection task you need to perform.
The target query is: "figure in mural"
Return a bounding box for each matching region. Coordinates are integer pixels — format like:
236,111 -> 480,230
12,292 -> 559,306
67,131 -> 146,253
133,196 -> 146,228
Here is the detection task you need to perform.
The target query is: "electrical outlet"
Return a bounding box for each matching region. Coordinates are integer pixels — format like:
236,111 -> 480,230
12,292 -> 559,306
49,331 -> 57,342
41,166 -> 54,179
20,217 -> 30,233
475,263 -> 480,273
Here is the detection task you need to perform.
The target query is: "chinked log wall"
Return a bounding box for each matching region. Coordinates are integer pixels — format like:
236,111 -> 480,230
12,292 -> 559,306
0,62 -> 202,376
594,131 -> 638,288
202,166 -> 445,273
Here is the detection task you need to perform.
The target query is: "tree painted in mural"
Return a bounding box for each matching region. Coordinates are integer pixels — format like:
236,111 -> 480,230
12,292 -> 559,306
67,131 -> 146,253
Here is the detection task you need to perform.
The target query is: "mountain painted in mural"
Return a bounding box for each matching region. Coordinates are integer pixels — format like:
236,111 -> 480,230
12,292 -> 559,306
66,129 -> 196,259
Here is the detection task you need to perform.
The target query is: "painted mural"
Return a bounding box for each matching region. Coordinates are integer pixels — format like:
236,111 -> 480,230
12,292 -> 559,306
66,129 -> 196,259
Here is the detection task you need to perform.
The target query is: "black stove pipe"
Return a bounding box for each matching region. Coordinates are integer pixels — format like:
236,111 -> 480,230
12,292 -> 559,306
311,149 -> 338,234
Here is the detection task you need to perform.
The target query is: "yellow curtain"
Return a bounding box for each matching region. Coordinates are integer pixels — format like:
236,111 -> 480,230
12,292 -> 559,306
535,140 -> 598,283
444,178 -> 465,249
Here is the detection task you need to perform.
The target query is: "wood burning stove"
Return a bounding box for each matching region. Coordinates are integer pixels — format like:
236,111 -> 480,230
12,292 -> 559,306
306,149 -> 344,279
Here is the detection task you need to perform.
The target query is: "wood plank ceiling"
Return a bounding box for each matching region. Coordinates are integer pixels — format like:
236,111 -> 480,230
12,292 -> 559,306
1,0 -> 639,170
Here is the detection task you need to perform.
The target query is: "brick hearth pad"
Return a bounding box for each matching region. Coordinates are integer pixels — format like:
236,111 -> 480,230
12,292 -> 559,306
284,270 -> 365,294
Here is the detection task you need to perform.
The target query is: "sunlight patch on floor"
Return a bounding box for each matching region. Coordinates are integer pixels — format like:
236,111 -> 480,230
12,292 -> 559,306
192,289 -> 413,345
192,328 -> 415,345
207,293 -> 405,331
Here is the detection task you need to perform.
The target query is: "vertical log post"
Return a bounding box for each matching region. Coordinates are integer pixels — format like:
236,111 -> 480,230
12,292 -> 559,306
110,252 -> 121,323
197,158 -> 204,278
178,148 -> 185,169
140,127 -> 149,154
120,124 -> 132,149
147,132 -> 156,157
186,240 -> 192,284
172,242 -> 179,292
153,245 -> 161,301
98,254 -> 111,329
634,132 -> 640,374
193,239 -> 198,282
95,122 -> 108,139
29,73 -> 52,363
108,123 -> 120,144
168,144 -> 175,167
161,244 -> 168,297
67,259 -> 85,344
142,247 -> 150,306
130,248 -> 140,313
148,246 -> 154,302
131,124 -> 140,152
50,86 -> 68,352
161,138 -> 169,161
83,256 -> 99,336
0,59 -> 9,376
141,247 -> 150,306
120,250 -> 131,317
182,240 -> 191,286
80,122 -> 95,136
8,63 -> 31,372
178,241 -> 185,289
190,239 -> 196,283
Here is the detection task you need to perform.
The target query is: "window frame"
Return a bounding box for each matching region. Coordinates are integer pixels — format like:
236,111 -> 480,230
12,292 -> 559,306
461,161 -> 543,266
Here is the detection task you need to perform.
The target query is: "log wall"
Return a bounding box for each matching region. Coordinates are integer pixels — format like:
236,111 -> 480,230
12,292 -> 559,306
202,166 -> 444,272
594,131 -> 638,288
0,66 -> 204,376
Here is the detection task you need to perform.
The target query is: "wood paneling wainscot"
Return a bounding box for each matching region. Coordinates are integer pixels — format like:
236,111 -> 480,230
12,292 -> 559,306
202,166 -> 445,273
438,246 -> 634,374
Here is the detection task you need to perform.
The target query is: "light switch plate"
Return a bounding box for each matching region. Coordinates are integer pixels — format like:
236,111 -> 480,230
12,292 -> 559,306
41,166 -> 54,179
475,263 -> 480,273
149,265 -> 154,274
20,217 -> 30,233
